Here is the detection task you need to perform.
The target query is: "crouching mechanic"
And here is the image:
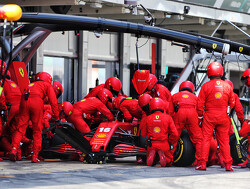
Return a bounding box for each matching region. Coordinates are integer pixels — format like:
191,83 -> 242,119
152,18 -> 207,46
171,81 -> 203,166
140,98 -> 178,167
196,62 -> 235,171
65,89 -> 114,134
113,96 -> 143,122
10,72 -> 59,163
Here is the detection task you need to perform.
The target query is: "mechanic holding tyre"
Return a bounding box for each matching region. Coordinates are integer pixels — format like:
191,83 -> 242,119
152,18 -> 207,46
170,80 -> 203,167
196,62 -> 235,171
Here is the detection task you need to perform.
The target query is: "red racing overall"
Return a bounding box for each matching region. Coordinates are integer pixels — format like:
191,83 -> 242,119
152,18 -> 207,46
67,97 -> 114,133
11,81 -> 59,157
197,78 -> 235,166
148,84 -> 172,114
171,90 -> 203,161
141,111 -> 178,165
119,99 -> 143,122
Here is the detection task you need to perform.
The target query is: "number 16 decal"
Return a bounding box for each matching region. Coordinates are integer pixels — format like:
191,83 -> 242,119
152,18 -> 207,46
99,127 -> 111,132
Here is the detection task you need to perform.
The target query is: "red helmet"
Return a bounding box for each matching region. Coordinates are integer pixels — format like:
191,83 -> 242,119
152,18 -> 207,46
113,96 -> 126,110
97,88 -> 113,105
104,77 -> 122,96
149,97 -> 165,113
59,101 -> 73,116
224,79 -> 233,88
138,93 -> 152,108
179,81 -> 195,93
53,81 -> 63,99
148,74 -> 157,91
36,72 -> 52,84
241,69 -> 250,86
207,62 -> 223,78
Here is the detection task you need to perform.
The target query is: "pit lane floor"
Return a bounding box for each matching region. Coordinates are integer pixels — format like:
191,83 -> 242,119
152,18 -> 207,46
1,157 -> 250,189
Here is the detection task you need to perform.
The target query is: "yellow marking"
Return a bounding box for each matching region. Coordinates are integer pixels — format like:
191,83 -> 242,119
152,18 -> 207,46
239,47 -> 243,52
174,138 -> 184,163
212,43 -> 217,49
0,175 -> 15,178
0,86 -> 3,96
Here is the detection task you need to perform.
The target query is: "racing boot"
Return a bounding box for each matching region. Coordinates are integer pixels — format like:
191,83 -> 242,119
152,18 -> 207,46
195,161 -> 206,171
216,151 -> 225,168
225,164 -> 234,171
238,158 -> 249,168
158,150 -> 167,167
31,154 -> 40,163
135,157 -> 145,165
16,147 -> 22,161
9,148 -> 17,162
191,159 -> 198,167
147,150 -> 156,166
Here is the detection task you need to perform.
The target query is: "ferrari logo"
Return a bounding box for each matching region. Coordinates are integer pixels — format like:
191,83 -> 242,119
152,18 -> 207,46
134,127 -> 137,135
156,115 -> 159,119
154,127 -> 161,133
212,44 -> 217,49
19,67 -> 24,77
239,47 -> 243,52
216,81 -> 220,85
215,92 -> 222,99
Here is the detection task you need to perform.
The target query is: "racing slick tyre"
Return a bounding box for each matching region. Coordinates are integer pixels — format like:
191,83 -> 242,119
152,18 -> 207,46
230,134 -> 248,165
173,130 -> 195,167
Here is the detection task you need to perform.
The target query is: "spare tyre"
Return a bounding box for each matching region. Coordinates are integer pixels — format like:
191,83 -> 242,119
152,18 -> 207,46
173,130 -> 195,167
230,134 -> 248,165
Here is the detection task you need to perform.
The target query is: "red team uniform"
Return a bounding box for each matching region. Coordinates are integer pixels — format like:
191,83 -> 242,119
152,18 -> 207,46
141,98 -> 178,167
171,81 -> 203,164
196,62 -> 235,171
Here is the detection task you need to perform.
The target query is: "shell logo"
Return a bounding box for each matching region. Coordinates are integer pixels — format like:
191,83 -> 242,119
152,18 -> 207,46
156,115 -> 159,119
28,83 -> 34,87
96,133 -> 107,138
154,127 -> 161,133
215,92 -> 222,99
182,94 -> 189,98
216,81 -> 220,85
10,83 -> 17,88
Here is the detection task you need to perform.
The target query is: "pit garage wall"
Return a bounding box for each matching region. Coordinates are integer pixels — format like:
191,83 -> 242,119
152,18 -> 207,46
38,31 -> 195,101
30,31 -> 247,101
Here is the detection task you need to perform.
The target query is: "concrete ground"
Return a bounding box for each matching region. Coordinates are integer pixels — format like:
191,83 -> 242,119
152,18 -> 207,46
1,157 -> 250,189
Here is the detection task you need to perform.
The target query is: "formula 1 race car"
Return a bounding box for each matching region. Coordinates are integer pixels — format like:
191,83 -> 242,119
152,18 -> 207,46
38,116 -> 249,167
